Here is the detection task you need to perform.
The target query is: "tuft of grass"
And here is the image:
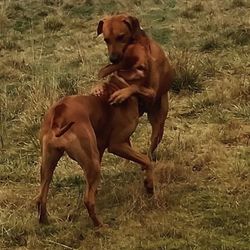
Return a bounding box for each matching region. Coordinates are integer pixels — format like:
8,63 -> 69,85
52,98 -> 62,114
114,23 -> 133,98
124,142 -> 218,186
231,103 -> 250,120
200,36 -> 221,52
44,15 -> 64,32
13,18 -> 31,32
170,51 -> 203,93
225,26 -> 250,45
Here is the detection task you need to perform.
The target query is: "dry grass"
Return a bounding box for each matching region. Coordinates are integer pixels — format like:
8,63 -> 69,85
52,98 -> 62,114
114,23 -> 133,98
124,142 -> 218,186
0,0 -> 250,249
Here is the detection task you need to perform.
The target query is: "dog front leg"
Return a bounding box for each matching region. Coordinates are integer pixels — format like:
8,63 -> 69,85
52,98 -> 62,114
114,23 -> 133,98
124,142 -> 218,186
98,63 -> 122,79
147,92 -> 169,160
108,141 -> 154,194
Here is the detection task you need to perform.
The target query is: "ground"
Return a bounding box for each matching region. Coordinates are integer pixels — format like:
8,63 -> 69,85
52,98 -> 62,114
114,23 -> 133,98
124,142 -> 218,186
0,0 -> 249,249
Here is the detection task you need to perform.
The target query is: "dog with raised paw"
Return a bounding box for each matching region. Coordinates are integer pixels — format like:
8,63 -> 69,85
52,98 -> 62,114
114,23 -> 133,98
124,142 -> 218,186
95,14 -> 175,159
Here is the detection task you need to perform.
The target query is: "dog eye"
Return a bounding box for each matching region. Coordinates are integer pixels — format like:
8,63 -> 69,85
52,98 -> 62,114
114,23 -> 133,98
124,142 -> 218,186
104,38 -> 110,44
116,34 -> 125,42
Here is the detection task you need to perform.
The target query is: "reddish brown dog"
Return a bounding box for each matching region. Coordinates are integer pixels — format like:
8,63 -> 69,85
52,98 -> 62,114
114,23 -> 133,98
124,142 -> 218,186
97,14 -> 174,157
36,73 -> 155,227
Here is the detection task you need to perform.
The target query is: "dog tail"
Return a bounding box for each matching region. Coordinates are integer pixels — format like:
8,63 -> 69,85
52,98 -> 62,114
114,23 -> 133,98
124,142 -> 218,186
51,103 -> 74,137
55,122 -> 74,137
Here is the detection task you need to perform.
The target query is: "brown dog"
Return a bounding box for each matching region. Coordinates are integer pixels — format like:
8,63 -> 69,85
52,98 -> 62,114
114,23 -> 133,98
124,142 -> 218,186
36,74 -> 154,227
97,14 -> 174,157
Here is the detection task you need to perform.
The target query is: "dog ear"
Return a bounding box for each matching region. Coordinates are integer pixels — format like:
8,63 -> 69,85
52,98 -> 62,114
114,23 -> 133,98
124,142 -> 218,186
97,20 -> 104,36
123,16 -> 141,34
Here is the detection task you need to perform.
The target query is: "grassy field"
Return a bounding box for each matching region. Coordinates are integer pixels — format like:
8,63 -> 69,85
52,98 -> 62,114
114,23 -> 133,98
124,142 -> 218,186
0,0 -> 249,249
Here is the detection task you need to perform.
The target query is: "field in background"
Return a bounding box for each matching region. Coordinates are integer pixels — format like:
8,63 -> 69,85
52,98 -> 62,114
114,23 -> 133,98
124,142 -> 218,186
0,0 -> 249,249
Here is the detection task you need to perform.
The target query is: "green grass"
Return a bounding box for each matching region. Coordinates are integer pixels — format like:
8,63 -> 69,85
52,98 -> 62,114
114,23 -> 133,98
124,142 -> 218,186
0,0 -> 250,249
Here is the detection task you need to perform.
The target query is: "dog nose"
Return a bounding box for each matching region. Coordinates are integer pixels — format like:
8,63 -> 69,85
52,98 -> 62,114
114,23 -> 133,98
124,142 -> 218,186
109,54 -> 120,64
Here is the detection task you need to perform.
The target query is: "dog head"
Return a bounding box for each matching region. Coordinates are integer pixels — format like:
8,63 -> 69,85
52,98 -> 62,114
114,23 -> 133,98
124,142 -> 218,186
97,14 -> 141,64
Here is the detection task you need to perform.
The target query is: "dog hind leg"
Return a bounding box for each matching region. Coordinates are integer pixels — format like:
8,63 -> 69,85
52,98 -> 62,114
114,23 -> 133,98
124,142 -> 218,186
147,92 -> 169,160
65,126 -> 103,227
36,140 -> 63,224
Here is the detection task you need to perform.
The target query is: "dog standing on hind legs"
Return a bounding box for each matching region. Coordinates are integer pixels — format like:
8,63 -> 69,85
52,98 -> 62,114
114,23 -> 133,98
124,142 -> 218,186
35,76 -> 155,227
96,14 -> 175,159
